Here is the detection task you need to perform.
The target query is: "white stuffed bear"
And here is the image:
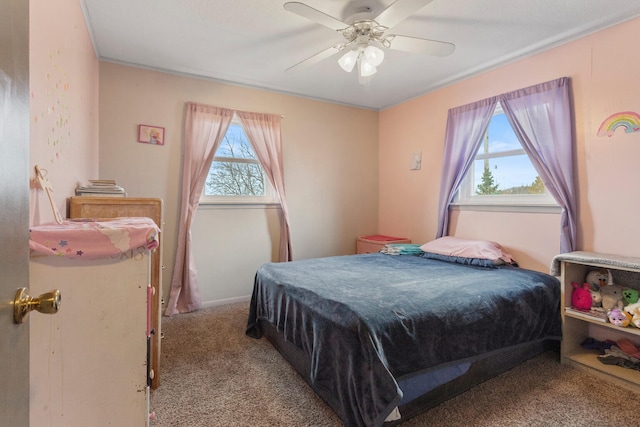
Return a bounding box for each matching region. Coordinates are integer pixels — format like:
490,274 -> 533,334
601,284 -> 625,311
624,302 -> 640,328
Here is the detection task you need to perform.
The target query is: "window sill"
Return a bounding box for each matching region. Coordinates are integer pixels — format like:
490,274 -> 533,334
450,202 -> 561,214
198,201 -> 281,210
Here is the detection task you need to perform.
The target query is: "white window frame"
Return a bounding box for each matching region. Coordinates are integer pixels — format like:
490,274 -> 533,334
452,103 -> 560,213
199,117 -> 279,206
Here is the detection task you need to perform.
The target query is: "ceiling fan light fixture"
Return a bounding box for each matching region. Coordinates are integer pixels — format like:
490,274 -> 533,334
363,45 -> 384,67
359,57 -> 377,77
284,1 -> 457,83
338,49 -> 358,72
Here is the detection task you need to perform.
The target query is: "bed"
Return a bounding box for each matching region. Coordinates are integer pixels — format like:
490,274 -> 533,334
246,238 -> 561,426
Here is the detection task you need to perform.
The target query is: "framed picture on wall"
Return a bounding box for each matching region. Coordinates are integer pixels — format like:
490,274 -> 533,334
138,124 -> 165,145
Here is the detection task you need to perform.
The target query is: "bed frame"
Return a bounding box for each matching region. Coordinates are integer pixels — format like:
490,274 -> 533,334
261,320 -> 559,425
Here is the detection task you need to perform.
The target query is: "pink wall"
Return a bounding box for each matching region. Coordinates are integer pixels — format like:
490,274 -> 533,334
26,1 -> 640,275
29,0 -> 99,225
98,62 -> 379,304
379,17 -> 640,271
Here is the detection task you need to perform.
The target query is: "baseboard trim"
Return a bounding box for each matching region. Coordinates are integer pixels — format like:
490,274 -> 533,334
200,295 -> 251,309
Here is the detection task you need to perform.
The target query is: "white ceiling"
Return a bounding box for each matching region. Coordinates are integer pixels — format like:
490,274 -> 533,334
80,0 -> 640,110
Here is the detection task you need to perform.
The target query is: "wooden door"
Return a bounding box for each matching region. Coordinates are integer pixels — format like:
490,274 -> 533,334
0,0 -> 31,424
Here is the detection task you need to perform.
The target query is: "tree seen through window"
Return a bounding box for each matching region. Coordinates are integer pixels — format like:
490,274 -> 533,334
204,123 -> 265,197
472,107 -> 545,196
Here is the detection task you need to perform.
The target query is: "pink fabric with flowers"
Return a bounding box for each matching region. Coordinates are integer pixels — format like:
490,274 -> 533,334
29,217 -> 160,260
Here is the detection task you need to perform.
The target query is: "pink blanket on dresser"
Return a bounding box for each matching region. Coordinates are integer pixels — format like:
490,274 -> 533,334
29,217 -> 160,260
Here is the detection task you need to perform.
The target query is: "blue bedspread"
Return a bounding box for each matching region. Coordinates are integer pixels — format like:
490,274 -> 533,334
246,253 -> 560,426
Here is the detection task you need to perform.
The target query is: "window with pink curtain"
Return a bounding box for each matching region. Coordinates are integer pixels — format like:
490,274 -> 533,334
165,104 -> 291,316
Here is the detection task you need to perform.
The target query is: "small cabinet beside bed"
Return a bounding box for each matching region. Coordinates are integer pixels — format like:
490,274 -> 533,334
555,252 -> 640,393
247,237 -> 562,426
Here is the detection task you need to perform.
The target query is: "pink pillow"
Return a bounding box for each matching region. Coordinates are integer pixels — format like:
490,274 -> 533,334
419,236 -> 516,264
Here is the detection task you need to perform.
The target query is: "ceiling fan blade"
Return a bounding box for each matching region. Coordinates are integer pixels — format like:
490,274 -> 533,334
283,2 -> 347,31
286,44 -> 343,72
374,0 -> 435,29
387,35 -> 455,57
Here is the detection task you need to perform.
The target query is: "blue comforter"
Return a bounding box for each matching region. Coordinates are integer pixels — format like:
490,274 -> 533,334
246,253 -> 560,426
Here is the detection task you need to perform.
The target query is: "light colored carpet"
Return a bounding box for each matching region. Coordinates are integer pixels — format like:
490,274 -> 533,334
150,302 -> 638,427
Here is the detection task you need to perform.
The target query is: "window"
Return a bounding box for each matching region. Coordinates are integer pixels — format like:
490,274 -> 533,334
455,102 -> 557,210
200,118 -> 277,205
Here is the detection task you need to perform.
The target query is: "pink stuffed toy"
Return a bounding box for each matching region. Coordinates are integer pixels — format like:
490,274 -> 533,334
571,281 -> 593,311
608,308 -> 632,327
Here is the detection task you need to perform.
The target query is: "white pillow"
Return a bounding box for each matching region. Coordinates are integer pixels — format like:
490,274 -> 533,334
419,236 -> 516,264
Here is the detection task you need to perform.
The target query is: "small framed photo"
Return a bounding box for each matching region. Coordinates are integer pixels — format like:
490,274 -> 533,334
138,124 -> 165,145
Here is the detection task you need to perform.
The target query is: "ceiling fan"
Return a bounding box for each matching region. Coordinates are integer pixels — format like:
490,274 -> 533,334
283,0 -> 455,83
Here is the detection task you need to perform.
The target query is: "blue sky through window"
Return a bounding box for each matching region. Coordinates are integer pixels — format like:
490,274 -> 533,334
216,124 -> 256,159
473,112 -> 539,190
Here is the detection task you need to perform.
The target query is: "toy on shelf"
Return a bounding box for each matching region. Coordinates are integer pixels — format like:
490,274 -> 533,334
571,281 -> 593,311
600,272 -> 625,311
602,286 -> 625,310
589,287 -> 603,310
624,302 -> 640,328
586,268 -> 609,289
623,288 -> 639,305
608,308 -> 632,327
584,269 -> 607,311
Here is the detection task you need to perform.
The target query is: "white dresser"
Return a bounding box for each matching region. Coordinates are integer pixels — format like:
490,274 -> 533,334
28,218 -> 157,427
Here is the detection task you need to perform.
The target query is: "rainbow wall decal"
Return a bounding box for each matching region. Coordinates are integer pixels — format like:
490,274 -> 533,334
597,111 -> 640,137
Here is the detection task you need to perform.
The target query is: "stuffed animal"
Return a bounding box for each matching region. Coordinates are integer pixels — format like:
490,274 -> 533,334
624,302 -> 640,328
571,281 -> 593,311
586,268 -> 610,289
590,287 -> 603,310
622,288 -> 639,305
601,284 -> 625,311
608,308 -> 632,327
631,313 -> 640,328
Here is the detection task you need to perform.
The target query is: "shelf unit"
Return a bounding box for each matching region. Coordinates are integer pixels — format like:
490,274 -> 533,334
560,253 -> 640,393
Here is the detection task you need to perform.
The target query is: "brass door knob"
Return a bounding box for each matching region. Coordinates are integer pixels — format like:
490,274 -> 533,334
14,287 -> 61,324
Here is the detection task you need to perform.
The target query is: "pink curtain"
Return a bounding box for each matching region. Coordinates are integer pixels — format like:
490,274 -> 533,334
237,111 -> 293,261
165,103 -> 234,316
